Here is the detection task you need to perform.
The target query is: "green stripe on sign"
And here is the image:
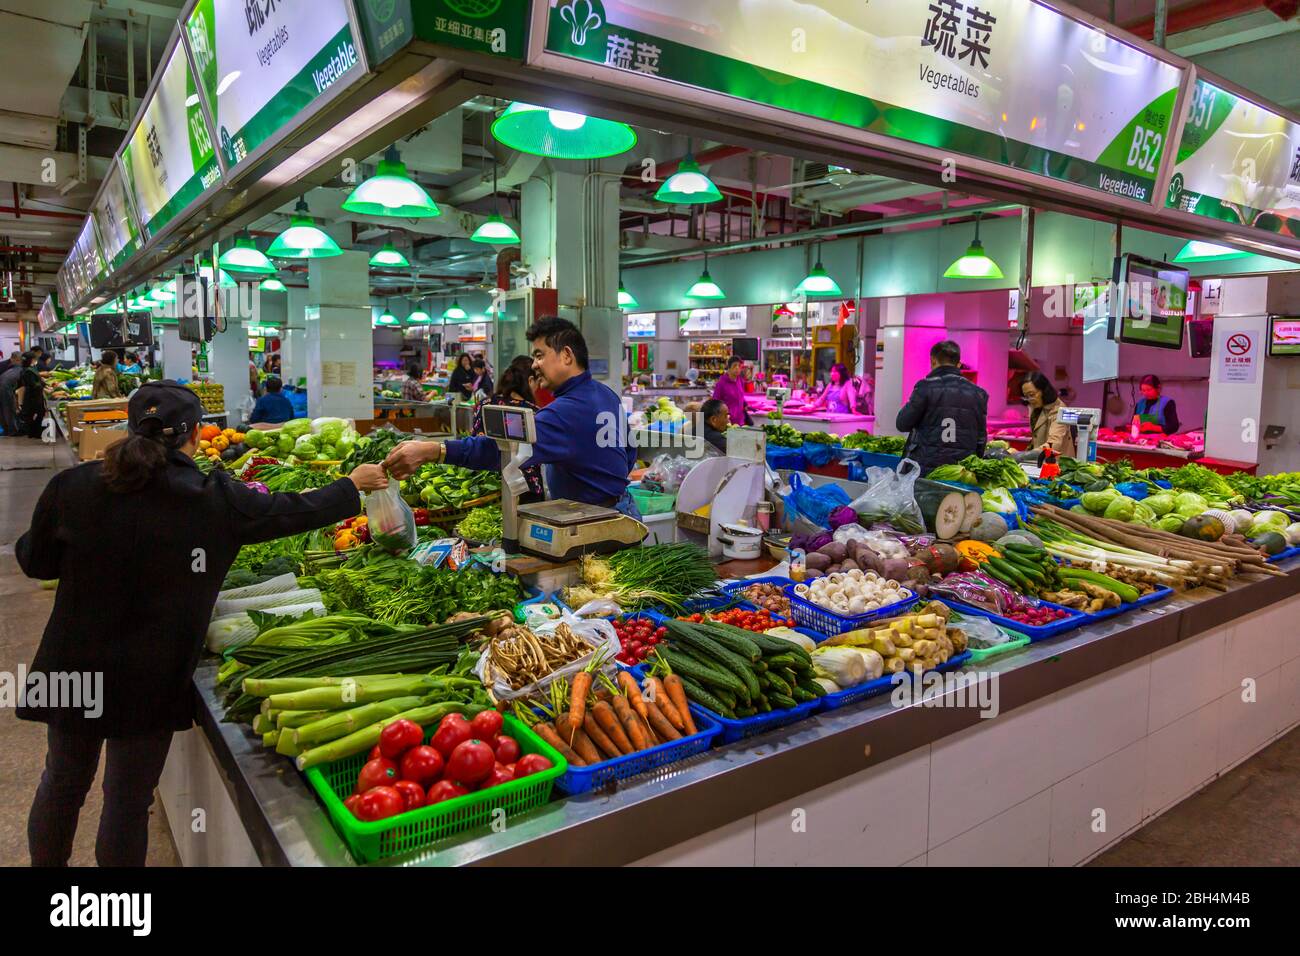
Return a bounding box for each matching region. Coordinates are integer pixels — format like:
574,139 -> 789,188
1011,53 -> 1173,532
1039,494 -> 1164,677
143,163 -> 217,237
220,24 -> 361,169
1175,82 -> 1237,165
547,14 -> 1161,199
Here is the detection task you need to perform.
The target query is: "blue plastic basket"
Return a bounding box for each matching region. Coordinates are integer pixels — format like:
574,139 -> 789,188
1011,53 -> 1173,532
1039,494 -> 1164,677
720,576 -> 795,612
936,597 -> 1087,642
843,449 -> 904,470
1267,545 -> 1300,563
553,703 -> 722,795
783,582 -> 918,635
1081,585 -> 1175,621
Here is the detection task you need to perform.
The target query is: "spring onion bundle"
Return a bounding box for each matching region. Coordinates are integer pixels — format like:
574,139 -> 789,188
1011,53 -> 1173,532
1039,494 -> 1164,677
566,542 -> 718,613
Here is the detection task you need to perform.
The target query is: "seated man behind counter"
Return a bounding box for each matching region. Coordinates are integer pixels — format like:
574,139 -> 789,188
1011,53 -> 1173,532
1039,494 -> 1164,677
383,317 -> 642,518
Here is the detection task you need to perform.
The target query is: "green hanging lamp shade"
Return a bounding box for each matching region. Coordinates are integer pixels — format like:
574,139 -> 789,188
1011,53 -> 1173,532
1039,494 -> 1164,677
617,277 -> 639,309
794,251 -> 843,297
491,102 -> 637,160
376,302 -> 400,326
1173,240 -> 1250,263
442,299 -> 468,321
267,200 -> 343,259
369,242 -> 410,267
406,304 -> 432,324
654,154 -> 723,205
218,233 -> 276,274
943,214 -> 1004,279
259,276 -> 287,292
471,213 -> 520,244
687,255 -> 726,300
342,146 -> 441,218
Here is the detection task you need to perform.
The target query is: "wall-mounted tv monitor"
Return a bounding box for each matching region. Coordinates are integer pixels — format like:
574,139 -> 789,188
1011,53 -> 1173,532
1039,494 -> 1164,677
1187,319 -> 1214,359
1268,316 -> 1300,356
89,313 -> 152,349
733,337 -> 759,361
1110,254 -> 1188,350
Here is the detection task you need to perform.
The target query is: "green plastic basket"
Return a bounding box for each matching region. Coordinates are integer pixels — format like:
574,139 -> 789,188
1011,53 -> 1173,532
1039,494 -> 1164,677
304,713 -> 565,864
966,634 -> 1030,662
628,485 -> 676,516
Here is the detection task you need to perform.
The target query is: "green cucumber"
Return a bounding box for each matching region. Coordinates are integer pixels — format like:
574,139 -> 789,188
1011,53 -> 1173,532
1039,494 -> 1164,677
764,669 -> 793,696
658,648 -> 745,697
1057,568 -> 1140,604
667,622 -> 761,699
691,623 -> 761,662
734,706 -> 758,718
676,675 -> 733,717
986,556 -> 1034,591
769,692 -> 798,709
790,685 -> 816,703
1001,542 -> 1047,558
796,677 -> 828,698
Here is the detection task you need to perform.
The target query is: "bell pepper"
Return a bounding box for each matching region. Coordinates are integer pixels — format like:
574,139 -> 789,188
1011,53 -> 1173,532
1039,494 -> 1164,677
334,530 -> 359,551
412,508 -> 429,527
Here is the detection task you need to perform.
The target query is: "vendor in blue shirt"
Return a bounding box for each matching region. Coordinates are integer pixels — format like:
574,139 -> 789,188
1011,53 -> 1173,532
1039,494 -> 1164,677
248,376 -> 294,425
384,317 -> 641,519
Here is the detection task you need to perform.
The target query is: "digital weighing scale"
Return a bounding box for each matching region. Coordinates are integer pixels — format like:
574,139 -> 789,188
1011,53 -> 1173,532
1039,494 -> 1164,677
1058,406 -> 1101,462
479,404 -> 648,561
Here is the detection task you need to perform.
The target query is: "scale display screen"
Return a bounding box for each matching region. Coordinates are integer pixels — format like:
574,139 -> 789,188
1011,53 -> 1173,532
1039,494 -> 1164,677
482,404 -> 536,443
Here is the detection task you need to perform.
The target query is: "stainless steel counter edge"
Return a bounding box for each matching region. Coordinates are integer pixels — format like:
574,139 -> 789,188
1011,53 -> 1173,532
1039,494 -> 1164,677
191,560 -> 1299,867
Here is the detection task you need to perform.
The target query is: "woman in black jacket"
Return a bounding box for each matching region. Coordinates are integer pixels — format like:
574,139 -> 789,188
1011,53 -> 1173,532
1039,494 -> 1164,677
447,353 -> 475,401
16,380 -> 387,866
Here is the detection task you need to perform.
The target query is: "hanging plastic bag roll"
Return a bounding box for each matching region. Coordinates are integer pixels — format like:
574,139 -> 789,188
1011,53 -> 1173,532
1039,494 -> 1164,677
366,477 -> 418,552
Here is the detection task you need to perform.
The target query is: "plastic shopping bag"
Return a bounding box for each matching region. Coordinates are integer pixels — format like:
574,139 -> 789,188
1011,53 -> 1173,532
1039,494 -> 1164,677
366,478 -> 418,552
848,458 -> 926,534
782,472 -> 852,529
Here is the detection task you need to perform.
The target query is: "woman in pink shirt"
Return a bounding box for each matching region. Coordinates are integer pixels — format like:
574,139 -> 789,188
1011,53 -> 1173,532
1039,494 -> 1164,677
806,363 -> 858,415
711,356 -> 751,426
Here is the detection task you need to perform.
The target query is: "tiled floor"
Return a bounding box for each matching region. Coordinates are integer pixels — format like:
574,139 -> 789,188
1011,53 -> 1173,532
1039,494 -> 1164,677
0,437 -> 179,867
1,437 -> 1296,867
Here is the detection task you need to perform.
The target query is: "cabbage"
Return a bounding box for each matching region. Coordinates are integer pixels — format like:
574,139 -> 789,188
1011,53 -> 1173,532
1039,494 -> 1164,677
1250,510 -> 1290,534
242,430 -> 263,449
281,418 -> 314,439
1173,491 -> 1208,518
1132,502 -> 1156,526
1285,522 -> 1300,547
1229,508 -> 1255,531
276,433 -> 296,455
312,417 -> 348,444
1145,493 -> 1175,516
981,487 -> 1016,512
335,435 -> 355,460
1081,489 -> 1120,514
292,434 -> 319,456
1156,514 -> 1185,533
1103,496 -> 1136,522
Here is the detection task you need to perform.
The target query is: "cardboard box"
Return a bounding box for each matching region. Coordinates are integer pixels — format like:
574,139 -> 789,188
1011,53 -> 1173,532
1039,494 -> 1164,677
77,423 -> 129,461
64,399 -> 128,448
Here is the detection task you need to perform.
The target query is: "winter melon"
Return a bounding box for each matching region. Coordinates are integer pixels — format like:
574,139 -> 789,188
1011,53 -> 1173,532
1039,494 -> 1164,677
1249,531 -> 1287,556
1203,508 -> 1237,534
970,512 -> 1009,543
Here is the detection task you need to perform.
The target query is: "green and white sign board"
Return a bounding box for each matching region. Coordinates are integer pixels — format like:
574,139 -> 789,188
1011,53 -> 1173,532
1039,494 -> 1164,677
121,42 -> 220,237
185,0 -> 364,173
67,217 -> 105,305
543,0 -> 1182,202
1166,79 -> 1300,238
92,164 -> 141,272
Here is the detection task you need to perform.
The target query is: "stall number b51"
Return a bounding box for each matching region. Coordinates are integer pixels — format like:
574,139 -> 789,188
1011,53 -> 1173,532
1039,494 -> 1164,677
1127,126 -> 1163,174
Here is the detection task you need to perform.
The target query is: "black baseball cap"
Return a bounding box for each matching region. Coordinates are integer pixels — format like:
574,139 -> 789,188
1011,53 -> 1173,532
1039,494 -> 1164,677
128,380 -> 204,438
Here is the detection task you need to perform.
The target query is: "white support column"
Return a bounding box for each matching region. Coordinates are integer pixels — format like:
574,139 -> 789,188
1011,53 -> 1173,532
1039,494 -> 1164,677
307,250 -> 372,420
209,318 -> 251,423
282,285 -> 308,387
160,327 -> 192,381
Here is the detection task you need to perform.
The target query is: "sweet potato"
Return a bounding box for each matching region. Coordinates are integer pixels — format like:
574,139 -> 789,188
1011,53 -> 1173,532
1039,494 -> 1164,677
818,541 -> 848,563
804,552 -> 832,571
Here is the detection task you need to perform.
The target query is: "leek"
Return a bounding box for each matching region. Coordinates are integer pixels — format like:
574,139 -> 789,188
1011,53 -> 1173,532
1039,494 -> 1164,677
295,702 -> 486,771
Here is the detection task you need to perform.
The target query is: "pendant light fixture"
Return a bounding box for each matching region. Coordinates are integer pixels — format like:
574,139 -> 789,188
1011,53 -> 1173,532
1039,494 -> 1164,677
267,200 -> 343,259
341,146 -> 441,218
376,301 -> 400,326
442,299 -> 468,321
406,301 -> 432,324
654,151 -> 723,205
148,279 -> 176,303
369,242 -> 410,267
943,212 -> 1004,279
686,254 -> 726,300
218,232 -> 276,274
1173,240 -> 1250,263
259,276 -> 287,292
617,274 -> 639,309
794,244 -> 843,296
491,102 -> 637,160
472,162 -> 521,244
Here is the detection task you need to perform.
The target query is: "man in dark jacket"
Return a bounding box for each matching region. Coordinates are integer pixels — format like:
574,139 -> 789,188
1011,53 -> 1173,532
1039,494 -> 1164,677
16,380 -> 387,866
896,340 -> 988,474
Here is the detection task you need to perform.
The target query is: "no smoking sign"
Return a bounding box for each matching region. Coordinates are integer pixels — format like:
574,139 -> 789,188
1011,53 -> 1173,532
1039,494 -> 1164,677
1219,331 -> 1257,384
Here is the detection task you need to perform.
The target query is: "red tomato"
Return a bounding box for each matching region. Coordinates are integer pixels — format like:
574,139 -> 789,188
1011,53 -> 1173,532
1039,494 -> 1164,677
470,710 -> 504,742
513,753 -> 554,779
343,794 -> 365,818
367,745 -> 383,762
446,739 -> 495,786
479,765 -> 513,790
494,735 -> 521,764
431,717 -> 473,759
355,785 -> 405,821
436,712 -> 469,732
378,718 -> 424,760
635,646 -> 650,661
399,745 -> 445,788
504,762 -> 516,775
393,780 -> 426,811
356,757 -> 399,793
424,780 -> 469,805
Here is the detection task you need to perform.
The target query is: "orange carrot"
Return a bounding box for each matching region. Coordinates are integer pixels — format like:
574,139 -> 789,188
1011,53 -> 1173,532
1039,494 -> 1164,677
644,700 -> 682,741
645,676 -> 685,732
594,687 -> 613,703
618,670 -> 649,721
556,714 -> 601,764
663,674 -> 697,735
611,694 -> 649,751
582,713 -> 623,759
569,670 -> 593,738
534,721 -> 585,766
592,700 -> 633,754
